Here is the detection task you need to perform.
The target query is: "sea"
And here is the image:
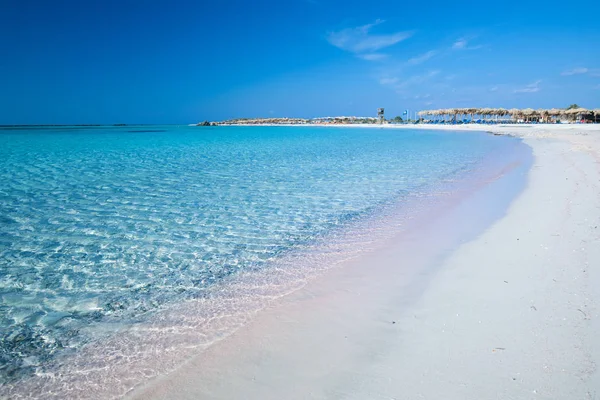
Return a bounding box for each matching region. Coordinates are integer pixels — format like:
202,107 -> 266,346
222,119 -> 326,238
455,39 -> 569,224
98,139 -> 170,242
0,125 -> 531,398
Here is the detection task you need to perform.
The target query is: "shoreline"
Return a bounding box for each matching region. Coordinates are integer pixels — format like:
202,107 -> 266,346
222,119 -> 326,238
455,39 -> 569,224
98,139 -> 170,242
125,125 -> 600,399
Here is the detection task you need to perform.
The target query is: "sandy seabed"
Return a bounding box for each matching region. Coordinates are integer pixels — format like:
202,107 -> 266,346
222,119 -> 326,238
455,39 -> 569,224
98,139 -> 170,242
129,124 -> 600,400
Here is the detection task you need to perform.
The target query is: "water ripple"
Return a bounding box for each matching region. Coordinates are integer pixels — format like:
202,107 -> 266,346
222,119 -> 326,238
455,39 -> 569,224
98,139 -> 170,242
0,126 -> 516,395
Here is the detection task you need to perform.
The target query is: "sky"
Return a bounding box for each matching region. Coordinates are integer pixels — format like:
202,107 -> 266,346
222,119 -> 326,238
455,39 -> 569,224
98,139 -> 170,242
1,0 -> 599,124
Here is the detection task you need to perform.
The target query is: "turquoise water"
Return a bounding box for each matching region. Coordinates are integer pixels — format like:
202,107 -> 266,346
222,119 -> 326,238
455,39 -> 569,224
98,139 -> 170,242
0,125 -> 527,396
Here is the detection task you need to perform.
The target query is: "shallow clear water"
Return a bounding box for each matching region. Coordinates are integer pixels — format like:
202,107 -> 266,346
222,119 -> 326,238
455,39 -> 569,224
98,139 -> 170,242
0,125 -> 526,395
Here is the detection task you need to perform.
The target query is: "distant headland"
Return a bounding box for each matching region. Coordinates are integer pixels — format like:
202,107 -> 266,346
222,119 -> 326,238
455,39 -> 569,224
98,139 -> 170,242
196,116 -> 380,126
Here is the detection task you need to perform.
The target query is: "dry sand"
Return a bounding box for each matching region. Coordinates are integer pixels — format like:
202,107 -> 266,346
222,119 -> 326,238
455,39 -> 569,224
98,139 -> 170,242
129,124 -> 600,400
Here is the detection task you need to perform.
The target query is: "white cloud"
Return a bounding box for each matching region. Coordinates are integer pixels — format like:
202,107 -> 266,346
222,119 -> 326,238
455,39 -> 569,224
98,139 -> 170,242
561,67 -> 600,77
452,37 -> 483,51
452,38 -> 467,49
514,80 -> 541,93
327,20 -> 412,55
490,86 -> 499,92
406,50 -> 437,65
561,67 -> 589,76
358,53 -> 388,61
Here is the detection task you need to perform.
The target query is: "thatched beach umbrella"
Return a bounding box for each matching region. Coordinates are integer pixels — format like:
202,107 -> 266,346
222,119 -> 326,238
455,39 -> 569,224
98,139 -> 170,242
450,108 -> 458,122
470,107 -> 480,120
479,107 -> 492,121
542,108 -> 559,123
507,108 -> 521,122
562,108 -> 575,121
563,107 -> 586,121
440,108 -> 451,122
574,107 -> 589,122
520,108 -> 536,122
548,108 -> 561,117
493,108 -> 508,122
429,110 -> 440,121
443,109 -> 451,122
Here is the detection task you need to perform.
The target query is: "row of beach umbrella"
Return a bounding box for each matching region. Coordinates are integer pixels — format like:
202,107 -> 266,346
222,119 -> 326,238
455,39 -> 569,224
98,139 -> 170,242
417,108 -> 599,122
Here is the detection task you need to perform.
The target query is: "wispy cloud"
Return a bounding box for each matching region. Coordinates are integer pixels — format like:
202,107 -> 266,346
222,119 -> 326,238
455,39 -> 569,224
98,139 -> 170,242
406,50 -> 437,65
489,86 -> 499,92
561,67 -> 589,76
560,67 -> 600,78
327,20 -> 413,58
452,37 -> 483,51
452,38 -> 468,49
358,53 -> 388,61
514,80 -> 541,93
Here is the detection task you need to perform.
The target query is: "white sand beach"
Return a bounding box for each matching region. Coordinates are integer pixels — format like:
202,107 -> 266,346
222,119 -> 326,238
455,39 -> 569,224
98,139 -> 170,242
129,124 -> 600,400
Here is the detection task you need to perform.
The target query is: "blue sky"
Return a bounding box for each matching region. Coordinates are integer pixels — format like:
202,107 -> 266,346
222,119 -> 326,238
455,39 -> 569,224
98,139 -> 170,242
1,0 -> 598,124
